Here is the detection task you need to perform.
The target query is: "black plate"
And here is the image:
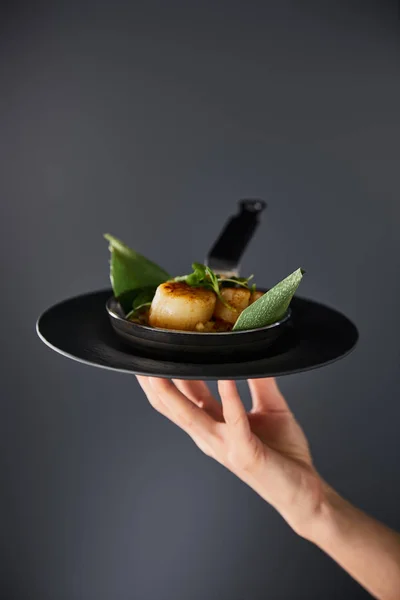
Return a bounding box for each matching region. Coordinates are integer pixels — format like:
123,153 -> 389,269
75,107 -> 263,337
36,289 -> 358,379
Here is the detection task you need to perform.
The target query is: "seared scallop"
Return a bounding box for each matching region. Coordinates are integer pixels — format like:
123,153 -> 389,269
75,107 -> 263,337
249,290 -> 264,304
213,287 -> 251,325
148,282 -> 216,331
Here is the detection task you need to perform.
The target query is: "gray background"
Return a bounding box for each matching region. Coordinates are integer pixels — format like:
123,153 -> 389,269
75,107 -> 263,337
1,1 -> 399,599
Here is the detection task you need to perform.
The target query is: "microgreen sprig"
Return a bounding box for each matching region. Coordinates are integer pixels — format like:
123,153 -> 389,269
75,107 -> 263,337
173,263 -> 255,309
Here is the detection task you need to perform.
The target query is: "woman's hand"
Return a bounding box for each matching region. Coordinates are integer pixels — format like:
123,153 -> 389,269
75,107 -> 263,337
136,377 -> 324,536
137,376 -> 400,599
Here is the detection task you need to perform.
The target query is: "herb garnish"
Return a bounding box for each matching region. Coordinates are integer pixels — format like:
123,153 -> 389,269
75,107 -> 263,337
173,263 -> 254,308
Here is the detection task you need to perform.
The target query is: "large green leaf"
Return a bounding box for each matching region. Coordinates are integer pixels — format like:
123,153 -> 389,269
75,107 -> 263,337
232,268 -> 304,331
104,234 -> 170,312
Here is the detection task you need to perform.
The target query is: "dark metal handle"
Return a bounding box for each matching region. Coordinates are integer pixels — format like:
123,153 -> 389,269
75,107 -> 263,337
206,199 -> 267,275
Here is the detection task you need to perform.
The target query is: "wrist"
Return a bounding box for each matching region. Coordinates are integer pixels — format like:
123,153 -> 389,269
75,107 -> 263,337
298,481 -> 346,545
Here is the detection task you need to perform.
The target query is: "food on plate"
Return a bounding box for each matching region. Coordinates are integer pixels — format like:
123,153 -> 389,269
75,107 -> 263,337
213,287 -> 251,325
105,234 -> 304,333
148,282 -> 216,331
249,290 -> 264,304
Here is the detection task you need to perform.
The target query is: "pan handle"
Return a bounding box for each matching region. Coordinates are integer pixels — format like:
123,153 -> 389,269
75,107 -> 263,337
205,199 -> 267,276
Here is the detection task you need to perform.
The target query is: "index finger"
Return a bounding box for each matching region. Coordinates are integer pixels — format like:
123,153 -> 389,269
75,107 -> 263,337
218,380 -> 252,442
248,378 -> 291,414
172,379 -> 224,421
149,378 -> 218,439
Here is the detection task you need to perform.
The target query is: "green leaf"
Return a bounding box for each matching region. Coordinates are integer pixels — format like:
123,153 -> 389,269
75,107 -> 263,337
132,287 -> 156,310
192,262 -> 206,274
232,268 -> 305,331
125,288 -> 154,319
104,234 -> 170,312
173,263 -> 207,286
186,263 -> 206,286
173,263 -> 233,308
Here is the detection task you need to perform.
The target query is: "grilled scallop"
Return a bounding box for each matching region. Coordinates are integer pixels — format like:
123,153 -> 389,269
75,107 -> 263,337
249,290 -> 264,304
148,281 -> 216,331
213,287 -> 251,325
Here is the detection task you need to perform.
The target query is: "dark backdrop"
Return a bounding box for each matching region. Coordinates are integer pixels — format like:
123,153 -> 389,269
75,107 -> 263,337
1,2 -> 399,599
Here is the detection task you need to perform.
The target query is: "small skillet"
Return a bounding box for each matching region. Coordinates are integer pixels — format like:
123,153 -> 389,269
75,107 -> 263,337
106,200 -> 294,364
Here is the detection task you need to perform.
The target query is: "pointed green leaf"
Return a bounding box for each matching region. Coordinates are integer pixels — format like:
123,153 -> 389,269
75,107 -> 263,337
232,268 -> 305,331
125,287 -> 156,319
132,287 -> 156,311
104,234 -> 170,311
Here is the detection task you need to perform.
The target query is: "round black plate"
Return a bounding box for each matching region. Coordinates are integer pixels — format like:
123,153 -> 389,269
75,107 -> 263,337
36,289 -> 358,380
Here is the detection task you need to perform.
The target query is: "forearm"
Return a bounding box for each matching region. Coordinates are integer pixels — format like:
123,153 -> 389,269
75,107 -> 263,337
304,484 -> 400,600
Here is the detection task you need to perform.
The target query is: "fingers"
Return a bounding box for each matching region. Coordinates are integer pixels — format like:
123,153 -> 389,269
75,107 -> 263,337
136,375 -> 169,415
138,376 -> 269,476
146,378 -> 219,442
172,379 -> 205,407
218,380 -> 265,473
248,378 -> 291,414
218,380 -> 251,441
173,379 -> 223,421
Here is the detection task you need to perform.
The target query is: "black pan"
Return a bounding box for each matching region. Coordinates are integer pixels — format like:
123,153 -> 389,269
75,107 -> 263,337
106,294 -> 292,363
105,199 -> 294,363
